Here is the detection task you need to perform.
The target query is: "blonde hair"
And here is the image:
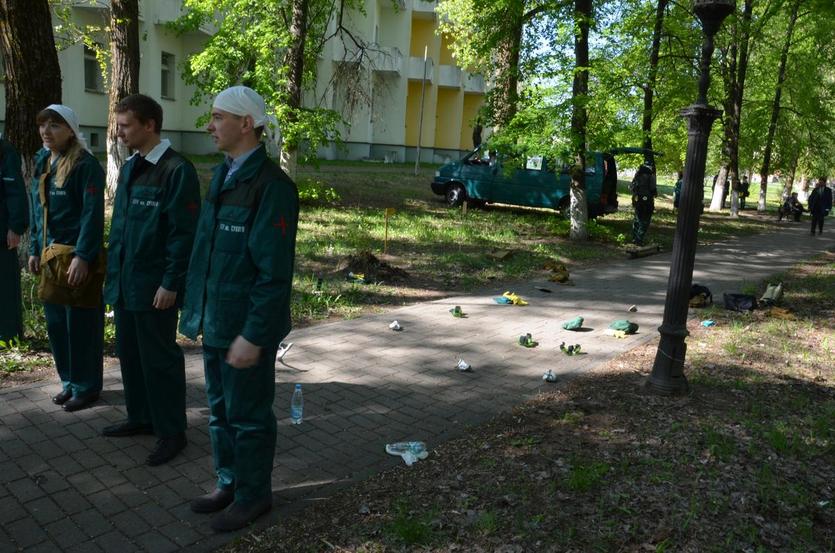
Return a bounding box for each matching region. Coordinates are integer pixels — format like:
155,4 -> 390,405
37,108 -> 84,188
53,141 -> 83,188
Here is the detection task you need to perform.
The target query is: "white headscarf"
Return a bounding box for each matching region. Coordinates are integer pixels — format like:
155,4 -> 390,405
44,104 -> 90,152
212,86 -> 281,148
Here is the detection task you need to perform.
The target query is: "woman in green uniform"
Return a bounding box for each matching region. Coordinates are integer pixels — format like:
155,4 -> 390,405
28,105 -> 105,412
0,137 -> 29,343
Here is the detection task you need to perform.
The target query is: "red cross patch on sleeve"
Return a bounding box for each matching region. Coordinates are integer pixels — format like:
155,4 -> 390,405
273,216 -> 287,236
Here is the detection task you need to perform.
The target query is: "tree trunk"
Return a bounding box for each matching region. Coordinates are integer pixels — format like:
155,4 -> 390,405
0,0 -> 61,176
757,0 -> 799,211
280,0 -> 309,180
640,0 -> 669,164
783,154 -> 798,199
491,3 -> 524,130
727,0 -> 754,217
106,0 -> 140,198
569,0 -> 591,241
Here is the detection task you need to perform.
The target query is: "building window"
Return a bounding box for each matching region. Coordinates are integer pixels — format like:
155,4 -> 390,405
89,132 -> 100,149
84,45 -> 104,93
161,52 -> 175,99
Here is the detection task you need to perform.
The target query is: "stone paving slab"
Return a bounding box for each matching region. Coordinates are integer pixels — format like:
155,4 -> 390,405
0,224 -> 830,552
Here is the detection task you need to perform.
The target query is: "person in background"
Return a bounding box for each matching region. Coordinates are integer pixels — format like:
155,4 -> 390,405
0,136 -> 29,344
630,162 -> 657,246
179,86 -> 299,532
102,94 -> 201,466
673,170 -> 683,210
808,176 -> 833,236
29,105 -> 105,412
739,175 -> 750,210
778,192 -> 804,222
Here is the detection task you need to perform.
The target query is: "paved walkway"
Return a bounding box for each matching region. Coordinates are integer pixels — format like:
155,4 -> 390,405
0,223 -> 831,552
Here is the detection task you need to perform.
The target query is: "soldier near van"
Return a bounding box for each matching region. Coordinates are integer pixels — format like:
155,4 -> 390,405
629,163 -> 657,246
102,94 -> 201,467
179,86 -> 299,532
0,137 -> 29,343
472,118 -> 483,149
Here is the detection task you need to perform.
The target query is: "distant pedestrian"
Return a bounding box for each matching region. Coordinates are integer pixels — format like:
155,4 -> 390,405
808,176 -> 833,236
673,171 -> 683,209
472,119 -> 482,149
0,136 -> 29,343
630,163 -> 657,246
739,175 -> 750,210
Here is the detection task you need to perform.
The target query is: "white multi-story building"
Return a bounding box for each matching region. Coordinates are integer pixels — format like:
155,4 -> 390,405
0,0 -> 484,162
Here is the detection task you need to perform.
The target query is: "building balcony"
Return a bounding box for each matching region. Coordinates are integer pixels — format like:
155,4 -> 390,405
381,0 -> 406,10
462,72 -> 485,93
368,45 -> 404,75
410,0 -> 437,18
437,64 -> 462,88
407,56 -> 434,82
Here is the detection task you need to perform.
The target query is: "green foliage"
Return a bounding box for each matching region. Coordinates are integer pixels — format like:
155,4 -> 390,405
169,0 -> 354,163
296,177 -> 340,206
566,458 -> 609,491
384,500 -> 436,546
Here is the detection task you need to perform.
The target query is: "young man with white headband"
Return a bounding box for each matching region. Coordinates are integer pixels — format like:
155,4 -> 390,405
102,94 -> 201,467
180,86 -> 298,531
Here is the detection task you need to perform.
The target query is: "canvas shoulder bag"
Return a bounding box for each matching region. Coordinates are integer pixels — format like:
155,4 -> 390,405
37,163 -> 106,308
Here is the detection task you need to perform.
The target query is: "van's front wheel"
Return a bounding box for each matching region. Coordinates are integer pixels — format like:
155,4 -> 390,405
446,183 -> 466,207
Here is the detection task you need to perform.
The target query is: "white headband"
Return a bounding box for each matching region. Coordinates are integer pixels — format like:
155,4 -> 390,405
44,104 -> 89,152
212,86 -> 280,147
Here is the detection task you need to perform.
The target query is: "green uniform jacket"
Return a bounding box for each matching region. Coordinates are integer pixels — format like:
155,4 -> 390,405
0,139 -> 29,237
179,144 -> 298,349
29,148 -> 105,262
104,146 -> 201,310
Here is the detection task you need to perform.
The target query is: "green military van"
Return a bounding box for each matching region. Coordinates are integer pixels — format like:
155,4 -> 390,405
430,147 -> 658,217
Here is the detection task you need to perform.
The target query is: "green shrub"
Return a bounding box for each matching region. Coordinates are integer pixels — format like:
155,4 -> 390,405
297,177 -> 340,206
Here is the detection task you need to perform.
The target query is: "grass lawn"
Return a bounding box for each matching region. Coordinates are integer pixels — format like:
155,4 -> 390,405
223,252 -> 835,553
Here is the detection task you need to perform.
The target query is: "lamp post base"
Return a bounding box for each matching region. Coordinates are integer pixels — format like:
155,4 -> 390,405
646,325 -> 691,396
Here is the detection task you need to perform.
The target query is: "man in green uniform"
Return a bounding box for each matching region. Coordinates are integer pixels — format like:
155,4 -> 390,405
180,86 -> 298,532
102,94 -> 200,466
630,163 -> 657,246
0,137 -> 29,343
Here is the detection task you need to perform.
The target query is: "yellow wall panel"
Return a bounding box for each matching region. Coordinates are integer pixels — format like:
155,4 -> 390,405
409,19 -> 435,57
459,94 -> 484,150
434,88 -> 461,150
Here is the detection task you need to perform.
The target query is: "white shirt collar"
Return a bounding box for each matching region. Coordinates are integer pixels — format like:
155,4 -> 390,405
128,139 -> 171,165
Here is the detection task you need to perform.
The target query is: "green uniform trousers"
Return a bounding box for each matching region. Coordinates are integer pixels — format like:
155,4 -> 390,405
203,344 -> 278,505
632,199 -> 654,246
0,248 -> 23,342
44,302 -> 103,397
115,307 -> 186,438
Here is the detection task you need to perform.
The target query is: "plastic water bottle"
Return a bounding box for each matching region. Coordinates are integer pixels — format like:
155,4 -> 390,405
290,384 -> 303,424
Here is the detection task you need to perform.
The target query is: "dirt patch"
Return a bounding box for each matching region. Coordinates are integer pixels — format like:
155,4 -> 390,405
335,250 -> 410,283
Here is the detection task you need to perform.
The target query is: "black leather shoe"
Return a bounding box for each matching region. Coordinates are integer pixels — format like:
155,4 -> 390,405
210,496 -> 272,532
101,421 -> 154,437
191,487 -> 235,514
146,433 -> 186,466
62,393 -> 100,412
52,389 -> 72,405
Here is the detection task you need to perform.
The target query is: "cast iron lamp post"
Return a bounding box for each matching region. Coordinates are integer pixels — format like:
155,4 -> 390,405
646,0 -> 735,394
